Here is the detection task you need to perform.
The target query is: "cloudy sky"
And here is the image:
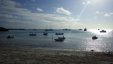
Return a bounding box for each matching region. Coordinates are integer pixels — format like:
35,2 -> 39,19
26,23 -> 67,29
0,0 -> 113,29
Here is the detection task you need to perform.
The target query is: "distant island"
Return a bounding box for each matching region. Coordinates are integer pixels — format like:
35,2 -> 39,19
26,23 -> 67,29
0,27 -> 26,32
0,27 -> 8,31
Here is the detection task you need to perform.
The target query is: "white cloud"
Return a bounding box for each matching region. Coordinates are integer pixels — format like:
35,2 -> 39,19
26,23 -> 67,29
56,7 -> 71,15
0,0 -> 78,29
75,18 -> 80,21
110,13 -> 113,15
104,13 -> 113,17
36,8 -> 43,12
82,2 -> 86,5
104,13 -> 111,17
82,1 -> 91,5
95,11 -> 113,17
96,11 -> 100,14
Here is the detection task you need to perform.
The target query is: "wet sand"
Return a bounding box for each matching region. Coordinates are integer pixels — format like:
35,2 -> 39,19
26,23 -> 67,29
0,48 -> 113,64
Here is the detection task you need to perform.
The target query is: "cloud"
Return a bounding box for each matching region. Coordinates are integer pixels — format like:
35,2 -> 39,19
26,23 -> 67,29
75,18 -> 80,21
111,13 -> 113,15
104,13 -> 111,17
95,11 -> 113,17
104,13 -> 113,17
96,11 -> 100,14
82,1 -> 91,5
36,8 -> 43,12
56,7 -> 71,15
0,0 -> 78,29
82,2 -> 86,5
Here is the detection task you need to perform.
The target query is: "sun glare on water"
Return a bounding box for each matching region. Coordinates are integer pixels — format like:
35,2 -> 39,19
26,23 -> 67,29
86,29 -> 112,52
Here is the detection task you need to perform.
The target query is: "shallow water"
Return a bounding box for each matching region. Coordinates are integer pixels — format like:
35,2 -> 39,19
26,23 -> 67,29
0,29 -> 113,52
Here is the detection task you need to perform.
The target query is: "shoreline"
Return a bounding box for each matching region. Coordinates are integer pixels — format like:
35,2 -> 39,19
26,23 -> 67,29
0,48 -> 113,64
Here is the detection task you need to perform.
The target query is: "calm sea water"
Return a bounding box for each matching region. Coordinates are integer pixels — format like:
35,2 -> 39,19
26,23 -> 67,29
0,29 -> 113,52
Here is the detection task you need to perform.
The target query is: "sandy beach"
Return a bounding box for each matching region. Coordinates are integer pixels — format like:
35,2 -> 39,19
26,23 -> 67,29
0,48 -> 113,64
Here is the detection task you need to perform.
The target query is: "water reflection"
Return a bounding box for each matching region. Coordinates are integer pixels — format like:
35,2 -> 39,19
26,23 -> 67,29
0,29 -> 113,52
85,38 -> 106,52
86,29 -> 112,52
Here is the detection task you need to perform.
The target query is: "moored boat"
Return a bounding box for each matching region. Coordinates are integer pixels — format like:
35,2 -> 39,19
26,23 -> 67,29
43,32 -> 48,36
58,36 -> 65,39
55,33 -> 64,35
100,30 -> 106,33
54,38 -> 64,42
54,36 -> 65,42
84,28 -> 87,31
92,36 -> 98,40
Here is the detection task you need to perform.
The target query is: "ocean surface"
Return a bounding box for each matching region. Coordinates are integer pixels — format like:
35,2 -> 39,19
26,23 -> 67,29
0,29 -> 113,52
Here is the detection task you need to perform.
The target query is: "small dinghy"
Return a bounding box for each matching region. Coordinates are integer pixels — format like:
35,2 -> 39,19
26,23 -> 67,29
54,36 -> 65,42
55,33 -> 64,35
54,38 -> 64,42
100,30 -> 106,33
92,36 -> 98,40
43,32 -> 48,36
84,28 -> 87,31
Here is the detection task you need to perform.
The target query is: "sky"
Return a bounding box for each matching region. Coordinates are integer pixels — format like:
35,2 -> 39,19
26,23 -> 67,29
0,0 -> 113,29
